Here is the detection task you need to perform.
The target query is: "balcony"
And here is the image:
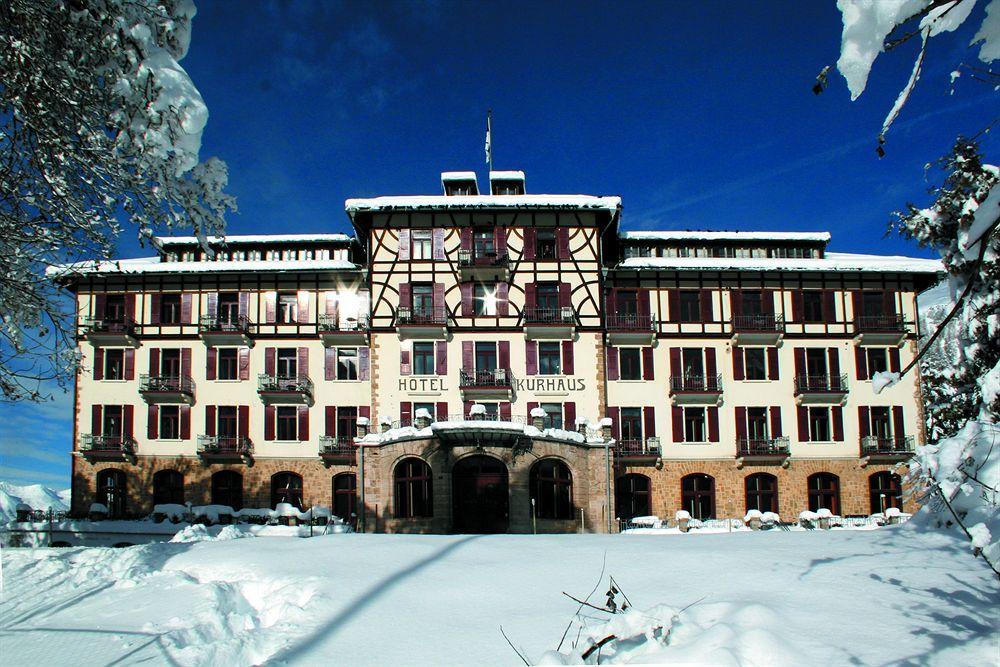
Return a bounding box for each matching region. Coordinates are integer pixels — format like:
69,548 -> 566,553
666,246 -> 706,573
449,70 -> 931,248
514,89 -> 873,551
460,368 -> 514,400
736,437 -> 790,465
396,307 -> 448,340
524,307 -> 576,340
197,435 -> 253,465
319,436 -> 357,466
139,375 -> 195,404
318,314 -> 369,346
794,374 -> 849,404
81,317 -> 138,347
730,314 -> 784,346
606,314 -> 656,346
614,438 -> 661,465
458,249 -> 510,281
854,315 -> 908,346
80,434 -> 136,463
199,314 -> 253,347
669,375 -> 723,405
257,374 -> 314,405
860,435 -> 914,463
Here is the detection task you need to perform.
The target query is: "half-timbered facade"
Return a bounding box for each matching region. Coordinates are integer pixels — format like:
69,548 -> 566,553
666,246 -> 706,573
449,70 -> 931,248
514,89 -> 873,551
52,170 -> 941,533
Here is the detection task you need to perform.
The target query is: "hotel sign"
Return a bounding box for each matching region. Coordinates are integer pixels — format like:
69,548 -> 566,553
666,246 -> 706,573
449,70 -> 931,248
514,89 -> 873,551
514,377 -> 586,392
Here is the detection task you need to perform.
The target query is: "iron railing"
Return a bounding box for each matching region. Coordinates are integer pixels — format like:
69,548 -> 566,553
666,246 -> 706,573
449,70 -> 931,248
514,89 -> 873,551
670,374 -> 723,392
319,436 -> 356,455
458,249 -> 509,268
199,314 -> 252,334
731,314 -> 784,332
794,374 -> 848,393
396,307 -> 447,326
738,437 -> 790,457
860,435 -> 914,456
524,307 -> 576,325
459,368 -> 513,388
139,374 -> 195,394
82,317 -> 137,336
615,438 -> 661,456
854,315 -> 905,332
80,434 -> 136,454
605,314 -> 655,331
318,314 -> 370,332
388,414 -> 531,429
197,435 -> 253,456
257,374 -> 314,395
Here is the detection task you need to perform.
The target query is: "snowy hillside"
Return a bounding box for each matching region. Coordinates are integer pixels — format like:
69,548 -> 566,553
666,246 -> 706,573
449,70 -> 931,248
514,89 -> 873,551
0,482 -> 70,523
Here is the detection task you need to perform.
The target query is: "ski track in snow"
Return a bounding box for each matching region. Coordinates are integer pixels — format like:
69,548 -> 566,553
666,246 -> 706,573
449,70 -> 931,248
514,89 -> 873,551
0,527 -> 997,665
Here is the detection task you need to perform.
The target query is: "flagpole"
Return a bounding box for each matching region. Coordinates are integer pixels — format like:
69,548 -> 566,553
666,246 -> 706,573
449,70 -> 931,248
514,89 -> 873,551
486,109 -> 493,173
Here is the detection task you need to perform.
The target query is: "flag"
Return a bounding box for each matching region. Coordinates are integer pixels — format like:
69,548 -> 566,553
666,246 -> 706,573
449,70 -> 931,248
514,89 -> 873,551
484,111 -> 492,166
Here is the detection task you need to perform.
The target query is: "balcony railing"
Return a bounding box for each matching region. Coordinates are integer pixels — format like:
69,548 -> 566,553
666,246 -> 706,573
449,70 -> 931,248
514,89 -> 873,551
794,374 -> 848,393
318,314 -> 370,332
524,307 -> 576,325
460,368 -> 513,388
731,314 -> 784,332
861,435 -> 914,456
80,434 -> 136,454
139,374 -> 195,394
82,317 -> 137,336
605,314 -> 655,331
258,374 -> 313,395
670,374 -> 723,393
319,436 -> 356,458
458,249 -> 509,268
738,437 -> 790,457
854,315 -> 905,333
615,438 -> 661,457
396,307 -> 447,326
197,435 -> 253,456
199,314 -> 252,334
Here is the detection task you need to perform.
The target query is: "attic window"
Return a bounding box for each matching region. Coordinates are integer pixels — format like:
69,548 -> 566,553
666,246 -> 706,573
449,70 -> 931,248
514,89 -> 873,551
492,180 -> 524,196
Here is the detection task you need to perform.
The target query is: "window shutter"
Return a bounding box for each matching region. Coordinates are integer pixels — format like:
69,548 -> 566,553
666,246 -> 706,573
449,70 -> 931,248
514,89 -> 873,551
643,406 -> 655,438
668,289 -> 680,322
562,341 -> 574,374
494,226 -> 507,256
123,404 -> 134,440
767,347 -> 779,380
436,402 -> 448,422
606,347 -> 619,380
525,283 -> 537,312
150,294 -> 161,325
238,405 -> 249,437
206,405 -> 216,437
525,340 -> 538,375
297,291 -> 310,323
564,402 -> 576,431
707,407 -> 720,442
556,228 -> 570,258
769,406 -> 782,438
731,290 -> 743,318
180,405 -> 190,440
325,291 -> 339,318
855,346 -> 868,380
463,400 -> 473,418
889,347 -> 901,373
432,228 -> 446,260
858,406 -> 870,438
822,290 -> 836,321
359,347 -> 370,380
298,347 -> 309,378
148,405 -> 159,439
832,406 -> 844,441
264,406 -> 275,440
699,289 -> 713,322
559,282 -> 571,310
497,282 -> 509,316
460,228 -> 472,251
181,294 -> 193,324
827,348 -> 840,379
671,406 -> 684,442
124,349 -> 135,381
359,406 -> 371,420
436,341 -> 448,375
400,340 -> 412,376
93,294 -> 106,320
265,347 -> 276,376
528,401 -> 539,420
399,282 -> 411,310
882,290 -> 897,315
523,228 -> 536,260
500,402 -> 511,421
325,348 -> 335,381
434,283 -> 445,319
94,348 -> 104,380
181,348 -> 191,379
239,347 -> 250,381
637,289 -> 651,321
498,341 -> 510,369
461,283 -> 473,316
400,401 -> 412,426
735,407 -> 747,441
325,406 -> 336,437
643,346 -> 655,380
462,341 -> 474,371
851,291 -> 862,321
125,294 -> 136,322
264,291 -> 276,324
669,347 -> 680,380
761,289 -> 775,315
733,347 -> 745,381
298,405 -> 309,441
92,405 -> 102,435
797,406 -> 810,442
793,348 -> 805,379
398,229 -> 411,260
206,292 -> 218,319
607,406 -> 621,440
239,292 -> 249,318
892,406 -> 905,437
791,291 -> 804,322
205,348 -> 215,380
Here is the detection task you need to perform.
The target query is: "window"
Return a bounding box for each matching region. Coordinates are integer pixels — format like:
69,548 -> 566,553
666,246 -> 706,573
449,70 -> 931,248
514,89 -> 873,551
217,406 -> 237,438
541,403 -> 563,430
159,405 -> 180,439
102,405 -> 123,438
536,230 -> 557,259
333,473 -> 357,522
808,407 -> 831,441
679,290 -> 701,322
866,348 -> 889,378
870,406 -> 892,438
530,459 -> 573,519
747,407 -> 769,440
745,473 -> 778,513
805,348 -> 828,378
104,349 -> 124,380
96,469 -> 127,519
620,407 -> 643,443
619,348 -> 641,380
211,471 -> 243,510
538,342 -> 562,375
414,402 -> 435,420
682,348 -> 704,379
104,295 -> 127,322
337,348 -> 359,380
684,407 -> 706,442
615,474 -> 651,521
277,348 -> 297,378
394,458 -> 433,518
536,282 -> 560,312
337,407 -> 357,442
218,348 -> 238,380
862,291 -> 885,317
475,342 -> 497,371
158,294 -> 181,325
277,292 -> 298,324
681,474 -> 715,520
473,229 -> 495,257
741,291 -> 763,316
807,473 -> 840,514
271,472 -> 304,510
152,470 -> 184,506
869,472 -> 902,514
474,282 -> 496,316
744,348 -> 766,380
160,349 -> 181,377
276,406 -> 298,440
803,292 -> 824,322
218,293 -> 239,323
474,402 -> 499,418
616,291 -> 638,316
413,342 -> 436,375
412,283 -> 435,317
412,230 -> 433,259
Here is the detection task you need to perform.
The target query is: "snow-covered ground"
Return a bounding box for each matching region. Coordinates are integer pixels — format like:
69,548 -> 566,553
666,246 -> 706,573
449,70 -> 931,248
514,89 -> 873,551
0,483 -> 69,523
1,525 -> 996,665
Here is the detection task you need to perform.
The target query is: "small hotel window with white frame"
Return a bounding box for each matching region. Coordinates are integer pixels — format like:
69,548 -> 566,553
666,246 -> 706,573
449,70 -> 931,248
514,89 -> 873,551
217,348 -> 238,380
276,406 -> 298,440
277,349 -> 297,378
474,282 -> 496,316
620,407 -> 643,443
159,405 -> 180,439
808,407 -> 831,441
619,348 -> 641,380
537,342 -> 561,375
277,292 -> 298,324
536,230 -> 556,259
541,402 -> 563,430
684,407 -> 706,442
337,348 -> 358,380
413,343 -> 435,376
160,294 -> 182,324
104,349 -> 125,380
866,348 -> 889,378
412,230 -> 433,260
744,348 -> 767,380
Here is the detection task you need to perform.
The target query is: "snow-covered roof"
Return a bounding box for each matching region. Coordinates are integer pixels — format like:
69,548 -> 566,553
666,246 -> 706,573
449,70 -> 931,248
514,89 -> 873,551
47,257 -> 362,278
621,230 -> 831,243
616,252 -> 942,274
345,194 -> 621,214
440,171 -> 478,182
489,170 -> 525,181
157,233 -> 354,245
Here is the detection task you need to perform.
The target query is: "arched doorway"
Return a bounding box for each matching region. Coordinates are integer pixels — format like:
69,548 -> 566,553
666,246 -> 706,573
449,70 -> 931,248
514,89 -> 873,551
211,470 -> 243,510
615,474 -> 651,521
96,469 -> 127,518
807,473 -> 841,514
452,455 -> 509,533
271,472 -> 304,510
869,472 -> 903,514
745,473 -> 778,514
681,473 -> 715,520
153,470 -> 184,506
332,473 -> 357,523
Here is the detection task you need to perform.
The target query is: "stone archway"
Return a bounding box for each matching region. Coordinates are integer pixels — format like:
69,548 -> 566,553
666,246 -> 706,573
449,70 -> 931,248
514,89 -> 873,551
452,455 -> 509,534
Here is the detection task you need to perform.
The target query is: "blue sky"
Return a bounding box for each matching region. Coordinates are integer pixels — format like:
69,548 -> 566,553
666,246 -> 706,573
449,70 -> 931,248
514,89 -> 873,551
2,1 -> 996,489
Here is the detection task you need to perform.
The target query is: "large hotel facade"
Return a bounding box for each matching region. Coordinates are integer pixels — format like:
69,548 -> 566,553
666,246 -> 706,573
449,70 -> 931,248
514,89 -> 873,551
54,170 -> 941,533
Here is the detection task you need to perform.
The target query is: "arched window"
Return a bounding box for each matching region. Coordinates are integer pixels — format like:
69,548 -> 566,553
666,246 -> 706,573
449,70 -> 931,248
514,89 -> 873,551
681,473 -> 715,520
96,469 -> 127,519
530,459 -> 573,520
394,458 -> 433,518
615,474 -> 651,521
152,470 -> 184,506
271,472 -> 304,510
869,472 -> 902,514
332,473 -> 357,522
745,473 -> 778,514
807,473 -> 841,514
211,471 -> 243,510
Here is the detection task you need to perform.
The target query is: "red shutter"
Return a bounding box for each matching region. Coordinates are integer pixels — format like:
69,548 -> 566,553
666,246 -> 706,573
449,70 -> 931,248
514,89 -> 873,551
359,347 -> 370,380
239,347 -> 250,381
92,405 -> 102,435
643,346 -> 655,380
148,405 -> 159,439
607,406 -> 621,441
797,406 -> 810,442
761,289 -> 775,315
124,349 -> 135,381
400,341 -> 412,376
822,290 -> 836,322
206,405 -> 216,437
500,402 -> 511,421
325,406 -> 336,437
735,407 -> 748,441
264,406 -> 275,441
523,228 -> 536,260
464,400 -> 474,418
883,290 -> 897,316
495,226 -> 507,256
892,406 -> 905,437
436,402 -> 448,422
669,347 -> 680,381
699,289 -> 713,322
125,294 -> 136,322
238,405 -> 249,438
298,405 -> 309,441
525,340 -> 538,375
793,348 -> 805,379
564,402 -> 576,431
672,406 -> 684,442
265,347 -> 276,376
432,229 -> 445,260
150,294 -> 161,325
460,228 -> 472,251
556,228 -> 570,258
461,283 -> 473,316
606,347 -> 619,380
707,407 -> 720,442
832,406 -> 844,441
525,283 -> 537,312
206,347 -> 216,380
889,347 -> 901,373
562,341 -> 574,374
767,347 -> 779,380
181,348 -> 191,380
433,283 -> 445,319
398,283 -> 411,313
401,401 -> 412,426
731,290 -> 743,318
791,291 -> 804,322
325,348 -> 335,381
180,405 -> 190,440
559,282 -> 571,311
851,291 -> 863,321
497,282 -> 509,316
858,406 -> 870,438
733,346 -> 745,381
297,291 -> 310,323
359,406 -> 371,420
827,348 -> 840,379
398,229 -> 411,260
498,341 -> 510,370
769,406 -> 782,438
298,347 -> 309,378
94,348 -> 104,380
264,291 -> 276,323
643,406 -> 655,438
239,292 -> 249,319
527,401 -> 539,418
436,341 -> 447,375
855,346 -> 868,380
668,289 -> 680,322
462,341 -> 474,371
123,404 -> 134,440
181,293 -> 193,324
637,289 -> 651,322
93,294 -> 107,320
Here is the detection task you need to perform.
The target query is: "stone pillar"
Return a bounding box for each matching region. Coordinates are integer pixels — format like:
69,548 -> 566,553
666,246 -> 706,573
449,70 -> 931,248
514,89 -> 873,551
380,417 -> 393,433
601,417 -> 613,440
577,417 -> 588,436
357,417 -> 370,439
